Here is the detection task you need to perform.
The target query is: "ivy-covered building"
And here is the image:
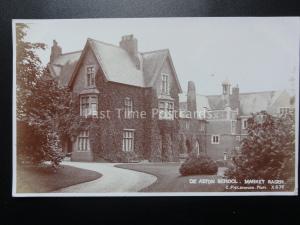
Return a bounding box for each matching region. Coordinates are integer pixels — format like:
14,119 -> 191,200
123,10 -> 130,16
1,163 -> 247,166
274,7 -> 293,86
48,35 -> 183,162
48,35 -> 294,163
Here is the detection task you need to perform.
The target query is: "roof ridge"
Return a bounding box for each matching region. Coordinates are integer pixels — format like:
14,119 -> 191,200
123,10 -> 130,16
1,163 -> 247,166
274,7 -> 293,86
141,49 -> 169,55
60,50 -> 82,56
239,90 -> 279,95
87,38 -> 122,49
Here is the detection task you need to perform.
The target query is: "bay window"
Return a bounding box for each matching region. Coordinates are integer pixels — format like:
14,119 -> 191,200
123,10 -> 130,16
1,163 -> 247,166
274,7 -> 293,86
159,101 -> 174,120
80,95 -> 98,117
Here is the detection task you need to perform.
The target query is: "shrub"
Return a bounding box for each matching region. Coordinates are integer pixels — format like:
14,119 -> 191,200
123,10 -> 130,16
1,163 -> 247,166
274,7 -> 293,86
179,154 -> 218,176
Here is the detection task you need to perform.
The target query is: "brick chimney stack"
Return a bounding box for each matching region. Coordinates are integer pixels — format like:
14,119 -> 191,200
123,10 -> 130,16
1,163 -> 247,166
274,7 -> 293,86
50,40 -> 62,63
187,81 -> 197,118
119,34 -> 142,70
231,84 -> 240,110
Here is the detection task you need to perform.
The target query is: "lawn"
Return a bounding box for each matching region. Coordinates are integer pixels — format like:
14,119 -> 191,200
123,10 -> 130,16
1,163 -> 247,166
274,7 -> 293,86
17,163 -> 102,193
115,163 -> 226,192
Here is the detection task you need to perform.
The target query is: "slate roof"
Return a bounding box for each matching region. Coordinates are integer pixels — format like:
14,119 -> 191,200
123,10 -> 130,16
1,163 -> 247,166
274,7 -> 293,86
49,37 -> 181,91
88,38 -> 145,87
179,90 -> 287,116
238,91 -> 283,115
48,51 -> 81,86
141,49 -> 169,86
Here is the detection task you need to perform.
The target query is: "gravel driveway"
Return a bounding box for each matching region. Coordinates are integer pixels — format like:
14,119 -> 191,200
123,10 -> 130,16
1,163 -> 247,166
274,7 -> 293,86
54,161 -> 157,193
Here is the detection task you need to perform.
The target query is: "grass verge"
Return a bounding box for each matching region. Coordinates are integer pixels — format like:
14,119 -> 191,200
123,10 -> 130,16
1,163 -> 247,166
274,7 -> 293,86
17,163 -> 102,193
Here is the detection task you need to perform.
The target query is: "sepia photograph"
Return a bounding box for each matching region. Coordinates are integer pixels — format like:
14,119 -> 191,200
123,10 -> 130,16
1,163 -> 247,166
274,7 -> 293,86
12,17 -> 299,196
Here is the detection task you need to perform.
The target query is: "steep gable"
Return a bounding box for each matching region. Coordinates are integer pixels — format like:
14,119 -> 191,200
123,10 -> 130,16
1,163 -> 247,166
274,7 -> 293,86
143,50 -> 182,93
48,51 -> 81,86
51,37 -> 182,93
69,38 -> 145,88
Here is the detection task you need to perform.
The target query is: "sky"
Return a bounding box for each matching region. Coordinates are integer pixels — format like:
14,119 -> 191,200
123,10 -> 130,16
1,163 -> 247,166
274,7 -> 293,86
19,17 -> 299,95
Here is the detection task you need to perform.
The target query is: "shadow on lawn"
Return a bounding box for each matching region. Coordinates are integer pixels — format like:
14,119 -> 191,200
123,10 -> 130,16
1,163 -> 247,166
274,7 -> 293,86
16,163 -> 102,193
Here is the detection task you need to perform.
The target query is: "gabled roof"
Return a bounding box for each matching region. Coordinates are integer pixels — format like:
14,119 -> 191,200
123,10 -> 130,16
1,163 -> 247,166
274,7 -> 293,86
238,91 -> 284,115
49,37 -> 182,92
142,49 -> 182,92
179,90 -> 288,116
48,51 -> 81,86
87,38 -> 145,87
142,49 -> 169,86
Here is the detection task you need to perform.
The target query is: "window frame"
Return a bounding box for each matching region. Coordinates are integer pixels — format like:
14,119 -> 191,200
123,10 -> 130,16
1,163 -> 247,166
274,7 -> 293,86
86,65 -> 96,87
242,118 -> 248,130
231,120 -> 236,134
77,130 -> 90,152
161,73 -> 169,95
158,100 -> 174,120
185,120 -> 190,130
211,135 -> 220,144
124,97 -> 133,119
122,129 -> 135,152
80,95 -> 98,118
279,107 -> 291,115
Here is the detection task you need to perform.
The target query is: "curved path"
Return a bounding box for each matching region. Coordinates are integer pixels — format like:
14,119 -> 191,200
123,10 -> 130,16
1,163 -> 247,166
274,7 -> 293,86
54,161 -> 157,193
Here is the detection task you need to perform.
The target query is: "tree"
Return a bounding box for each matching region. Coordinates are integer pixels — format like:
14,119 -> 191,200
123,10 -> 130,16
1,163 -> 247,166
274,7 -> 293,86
16,23 -> 77,167
16,23 -> 46,120
226,111 -> 295,188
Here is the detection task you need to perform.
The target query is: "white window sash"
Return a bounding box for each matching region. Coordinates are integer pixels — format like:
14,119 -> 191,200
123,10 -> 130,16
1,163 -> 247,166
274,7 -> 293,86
86,65 -> 95,87
77,131 -> 90,152
211,135 -> 220,144
80,95 -> 98,117
122,130 -> 134,152
158,101 -> 174,120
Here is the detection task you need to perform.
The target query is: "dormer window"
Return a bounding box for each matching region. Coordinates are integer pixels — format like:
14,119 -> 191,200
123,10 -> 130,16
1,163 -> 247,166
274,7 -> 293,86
161,73 -> 169,95
86,65 -> 95,87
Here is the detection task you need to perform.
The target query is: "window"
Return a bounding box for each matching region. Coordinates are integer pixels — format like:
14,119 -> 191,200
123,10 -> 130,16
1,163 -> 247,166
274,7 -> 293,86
195,140 -> 200,156
159,101 -> 174,120
242,119 -> 248,129
200,122 -> 205,132
236,136 -> 240,141
231,120 -> 236,134
86,66 -> 95,87
223,152 -> 227,161
122,129 -> 134,152
211,135 -> 220,144
80,95 -> 98,117
124,97 -> 133,119
185,120 -> 190,129
161,73 -> 169,94
279,107 -> 291,115
77,130 -> 90,151
234,146 -> 240,151
256,115 -> 266,123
